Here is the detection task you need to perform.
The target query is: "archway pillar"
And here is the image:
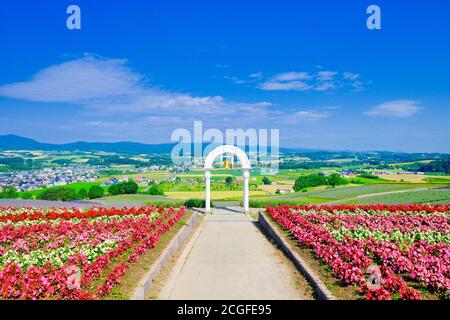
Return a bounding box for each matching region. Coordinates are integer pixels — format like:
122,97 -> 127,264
243,169 -> 250,213
205,170 -> 211,213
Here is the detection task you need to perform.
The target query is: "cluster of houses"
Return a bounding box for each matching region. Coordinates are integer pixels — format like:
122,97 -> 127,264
0,167 -> 100,192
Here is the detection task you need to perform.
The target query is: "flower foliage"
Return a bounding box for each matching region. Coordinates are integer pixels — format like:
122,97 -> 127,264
0,206 -> 185,300
267,204 -> 450,300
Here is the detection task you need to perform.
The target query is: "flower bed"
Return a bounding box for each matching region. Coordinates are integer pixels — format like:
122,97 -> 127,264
266,204 -> 450,300
0,206 -> 186,300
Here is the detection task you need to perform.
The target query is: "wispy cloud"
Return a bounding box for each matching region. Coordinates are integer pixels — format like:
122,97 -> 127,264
0,55 -> 142,103
249,72 -> 263,79
223,76 -> 249,84
343,72 -> 360,81
317,71 -> 337,81
271,71 -> 312,81
365,100 -> 421,117
279,110 -> 332,124
253,69 -> 365,93
260,80 -> 313,91
0,54 -> 272,119
0,55 -> 337,140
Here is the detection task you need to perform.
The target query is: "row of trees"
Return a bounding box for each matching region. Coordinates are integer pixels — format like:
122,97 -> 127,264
0,180 -> 141,201
39,185 -> 105,201
38,181 -> 140,201
419,158 -> 450,174
293,173 -> 348,191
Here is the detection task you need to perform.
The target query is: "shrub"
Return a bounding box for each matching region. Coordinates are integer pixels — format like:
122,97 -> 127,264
225,176 -> 234,184
38,187 -> 79,201
293,173 -> 327,191
88,185 -> 105,199
184,199 -> 208,208
144,184 -> 165,196
108,181 -> 139,195
327,173 -> 348,188
78,188 -> 88,199
0,187 -> 19,199
21,192 -> 33,200
262,177 -> 272,185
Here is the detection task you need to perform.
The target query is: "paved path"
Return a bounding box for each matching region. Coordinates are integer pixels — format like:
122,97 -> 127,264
159,208 -> 307,300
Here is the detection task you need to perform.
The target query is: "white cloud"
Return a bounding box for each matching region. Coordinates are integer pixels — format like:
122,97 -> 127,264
257,69 -> 361,92
0,55 -> 142,103
0,55 -> 340,139
271,71 -> 312,81
314,82 -> 336,92
365,100 -> 421,117
317,71 -> 337,81
343,72 -> 360,81
0,54 -> 272,119
260,80 -> 313,91
295,110 -> 331,120
249,72 -> 263,79
224,76 -> 248,84
279,110 -> 332,124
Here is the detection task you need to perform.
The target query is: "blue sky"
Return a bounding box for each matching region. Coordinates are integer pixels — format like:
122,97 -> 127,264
0,0 -> 449,152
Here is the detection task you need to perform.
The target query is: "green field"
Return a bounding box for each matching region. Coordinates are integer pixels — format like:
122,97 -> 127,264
351,188 -> 450,204
165,190 -> 266,200
296,184 -> 420,200
21,181 -> 103,197
246,184 -> 426,206
94,194 -> 181,205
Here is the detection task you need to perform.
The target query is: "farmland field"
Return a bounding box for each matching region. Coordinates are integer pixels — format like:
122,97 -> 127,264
164,190 -> 266,200
267,204 -> 450,300
376,174 -> 450,183
0,206 -> 186,299
97,172 -> 170,182
94,194 -> 181,205
353,188 -> 450,205
253,185 -> 420,202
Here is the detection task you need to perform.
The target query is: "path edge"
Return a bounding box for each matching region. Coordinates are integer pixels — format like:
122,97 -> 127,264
131,213 -> 201,300
258,211 -> 336,300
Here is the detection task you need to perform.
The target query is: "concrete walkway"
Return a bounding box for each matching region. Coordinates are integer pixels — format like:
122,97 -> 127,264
159,208 -> 307,300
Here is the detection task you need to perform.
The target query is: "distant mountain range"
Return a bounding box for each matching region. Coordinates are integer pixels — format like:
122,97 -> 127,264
0,134 -> 447,156
0,134 -> 305,154
0,135 -> 176,154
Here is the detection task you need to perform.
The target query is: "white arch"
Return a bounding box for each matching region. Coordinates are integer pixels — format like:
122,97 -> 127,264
204,145 -> 251,170
204,145 -> 251,213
